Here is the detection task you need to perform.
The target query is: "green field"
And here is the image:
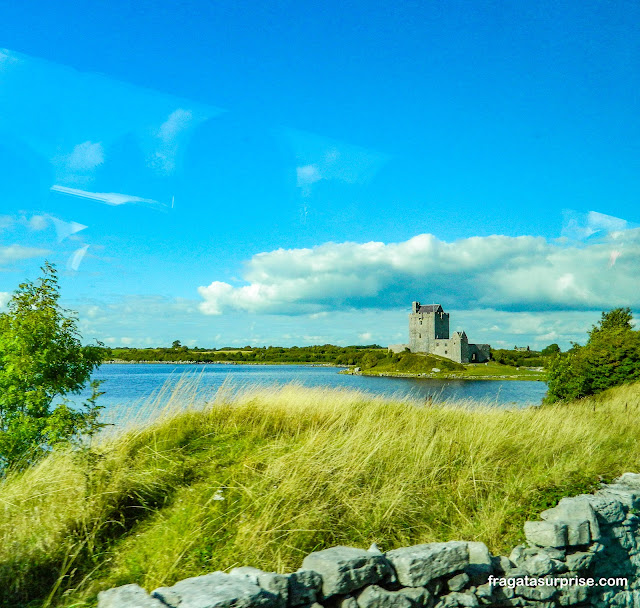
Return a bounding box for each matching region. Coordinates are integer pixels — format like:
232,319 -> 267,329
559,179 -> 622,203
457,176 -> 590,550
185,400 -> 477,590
355,352 -> 545,380
2,380 -> 639,607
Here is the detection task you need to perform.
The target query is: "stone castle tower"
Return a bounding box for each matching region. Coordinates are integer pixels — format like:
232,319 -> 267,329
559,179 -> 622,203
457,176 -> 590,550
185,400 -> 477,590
389,301 -> 491,364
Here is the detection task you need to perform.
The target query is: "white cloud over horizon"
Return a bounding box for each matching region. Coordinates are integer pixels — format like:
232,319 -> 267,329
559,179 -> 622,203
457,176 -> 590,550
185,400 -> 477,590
0,244 -> 50,265
198,229 -> 640,316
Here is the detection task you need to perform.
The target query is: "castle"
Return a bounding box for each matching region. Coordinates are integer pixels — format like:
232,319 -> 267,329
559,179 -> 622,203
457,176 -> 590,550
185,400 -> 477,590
388,302 -> 491,364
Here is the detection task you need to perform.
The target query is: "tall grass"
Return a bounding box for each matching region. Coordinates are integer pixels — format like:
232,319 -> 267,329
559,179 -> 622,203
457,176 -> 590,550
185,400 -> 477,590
2,380 -> 640,607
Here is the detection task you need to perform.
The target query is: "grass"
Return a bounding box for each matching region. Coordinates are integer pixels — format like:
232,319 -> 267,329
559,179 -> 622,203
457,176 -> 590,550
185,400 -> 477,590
2,380 -> 640,607
359,353 -> 544,380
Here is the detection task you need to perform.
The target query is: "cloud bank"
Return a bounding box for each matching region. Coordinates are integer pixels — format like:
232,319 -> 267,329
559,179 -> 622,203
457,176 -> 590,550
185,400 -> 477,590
198,229 -> 640,315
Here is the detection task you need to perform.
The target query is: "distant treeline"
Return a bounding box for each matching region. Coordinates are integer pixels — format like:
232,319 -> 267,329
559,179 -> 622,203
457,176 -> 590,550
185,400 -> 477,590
106,344 -> 387,365
490,343 -> 560,368
104,342 -> 561,367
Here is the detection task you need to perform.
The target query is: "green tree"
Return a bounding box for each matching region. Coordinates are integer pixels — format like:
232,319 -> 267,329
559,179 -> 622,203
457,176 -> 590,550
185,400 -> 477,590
172,340 -> 182,349
588,307 -> 633,339
545,308 -> 640,403
0,262 -> 104,470
541,343 -> 561,356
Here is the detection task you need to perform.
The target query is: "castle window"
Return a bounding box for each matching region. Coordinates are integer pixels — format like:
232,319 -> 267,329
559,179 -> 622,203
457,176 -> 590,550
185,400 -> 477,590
445,350 -> 447,354
419,333 -> 421,338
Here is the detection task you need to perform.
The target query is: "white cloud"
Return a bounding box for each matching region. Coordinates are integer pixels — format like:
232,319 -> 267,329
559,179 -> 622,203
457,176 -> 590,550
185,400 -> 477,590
0,244 -> 49,265
67,141 -> 104,171
148,108 -> 197,175
198,229 -> 640,316
51,185 -> 164,208
0,292 -> 10,309
0,215 -> 14,230
296,164 -> 322,187
67,244 -> 90,271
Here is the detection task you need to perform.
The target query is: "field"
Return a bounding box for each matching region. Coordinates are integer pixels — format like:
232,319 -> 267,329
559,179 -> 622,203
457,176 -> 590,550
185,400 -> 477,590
2,380 -> 640,607
357,353 -> 545,380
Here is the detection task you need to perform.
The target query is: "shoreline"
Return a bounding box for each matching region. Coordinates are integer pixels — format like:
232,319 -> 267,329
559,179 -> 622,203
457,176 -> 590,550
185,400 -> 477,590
103,360 -> 545,381
345,369 -> 545,382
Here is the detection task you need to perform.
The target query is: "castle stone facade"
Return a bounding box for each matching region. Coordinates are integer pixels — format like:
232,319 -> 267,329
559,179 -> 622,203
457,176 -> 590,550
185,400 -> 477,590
389,302 -> 490,364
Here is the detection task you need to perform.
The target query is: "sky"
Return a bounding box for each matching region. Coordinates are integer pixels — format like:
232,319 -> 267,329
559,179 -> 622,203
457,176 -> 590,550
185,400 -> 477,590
0,0 -> 638,350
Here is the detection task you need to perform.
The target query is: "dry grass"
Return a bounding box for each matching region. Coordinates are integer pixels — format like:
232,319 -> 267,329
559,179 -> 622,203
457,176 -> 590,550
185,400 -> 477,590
2,380 -> 640,607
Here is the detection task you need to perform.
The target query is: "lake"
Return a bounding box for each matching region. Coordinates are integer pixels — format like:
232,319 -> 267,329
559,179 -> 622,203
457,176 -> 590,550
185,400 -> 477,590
77,363 -> 548,424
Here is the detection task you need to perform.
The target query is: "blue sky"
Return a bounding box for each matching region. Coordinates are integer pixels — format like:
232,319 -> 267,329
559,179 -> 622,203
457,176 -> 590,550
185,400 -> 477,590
0,1 -> 638,350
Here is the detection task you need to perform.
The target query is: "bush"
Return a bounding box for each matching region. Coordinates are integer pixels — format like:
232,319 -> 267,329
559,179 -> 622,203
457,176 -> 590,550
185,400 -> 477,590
0,262 -> 104,470
545,308 -> 640,403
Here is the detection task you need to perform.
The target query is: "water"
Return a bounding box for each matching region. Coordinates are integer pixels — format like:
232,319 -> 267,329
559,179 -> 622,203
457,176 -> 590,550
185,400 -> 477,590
74,363 -> 547,424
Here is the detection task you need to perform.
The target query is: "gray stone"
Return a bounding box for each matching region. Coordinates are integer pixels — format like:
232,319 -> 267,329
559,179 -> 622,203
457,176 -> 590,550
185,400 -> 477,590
524,521 -> 568,547
98,584 -> 165,608
557,584 -> 589,606
386,542 -> 469,586
474,583 -> 492,601
356,585 -> 430,608
447,573 -> 470,592
565,550 -> 594,572
516,581 -> 557,601
437,591 -> 478,607
583,495 -> 626,524
301,546 -> 392,597
340,596 -> 359,608
597,485 -> 640,510
229,567 -> 289,608
466,542 -> 492,578
523,553 -> 554,577
491,555 -> 513,575
541,497 -> 601,543
287,570 -> 323,606
152,571 -> 279,608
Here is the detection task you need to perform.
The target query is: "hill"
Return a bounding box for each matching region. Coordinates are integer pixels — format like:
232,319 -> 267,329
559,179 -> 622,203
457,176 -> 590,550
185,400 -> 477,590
2,381 -> 640,606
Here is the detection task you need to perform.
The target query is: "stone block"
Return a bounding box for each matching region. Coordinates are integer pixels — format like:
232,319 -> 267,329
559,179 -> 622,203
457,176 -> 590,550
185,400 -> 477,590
98,584 -> 165,608
152,571 -> 279,608
541,497 -> 601,542
356,585 -> 430,608
301,546 -> 392,597
436,591 -> 479,607
447,573 -> 470,592
386,542 -> 469,587
230,567 -> 288,608
565,551 -> 594,573
557,584 -> 589,606
516,581 -> 557,601
287,570 -> 323,606
524,521 -> 568,548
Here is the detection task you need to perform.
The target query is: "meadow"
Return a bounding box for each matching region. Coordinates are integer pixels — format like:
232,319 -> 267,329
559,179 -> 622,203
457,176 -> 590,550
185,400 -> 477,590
2,380 -> 640,607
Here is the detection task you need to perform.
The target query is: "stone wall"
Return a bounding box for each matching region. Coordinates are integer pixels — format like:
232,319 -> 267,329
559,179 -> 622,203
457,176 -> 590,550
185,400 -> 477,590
99,474 -> 640,608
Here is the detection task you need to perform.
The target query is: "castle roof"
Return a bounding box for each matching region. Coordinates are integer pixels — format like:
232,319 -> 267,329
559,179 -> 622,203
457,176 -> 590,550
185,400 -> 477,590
417,304 -> 443,313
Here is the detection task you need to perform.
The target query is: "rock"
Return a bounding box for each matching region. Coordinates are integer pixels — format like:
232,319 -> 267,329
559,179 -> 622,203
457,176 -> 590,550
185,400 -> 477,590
230,567 -> 289,608
465,541 -> 492,583
288,570 -> 323,606
541,497 -> 601,543
515,580 -> 557,601
557,584 -> 589,606
152,571 -> 279,608
301,546 -> 392,597
524,521 -> 568,548
436,591 -> 479,607
582,495 -> 626,524
356,585 -> 430,608
564,551 -> 594,573
447,573 -> 470,592
597,484 -> 640,510
386,542 -> 469,586
98,584 -> 165,608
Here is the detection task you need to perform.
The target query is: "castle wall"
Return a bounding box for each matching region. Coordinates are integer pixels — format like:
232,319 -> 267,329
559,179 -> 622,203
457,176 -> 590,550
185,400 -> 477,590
408,310 -> 449,354
468,343 -> 491,363
100,473 -> 640,608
